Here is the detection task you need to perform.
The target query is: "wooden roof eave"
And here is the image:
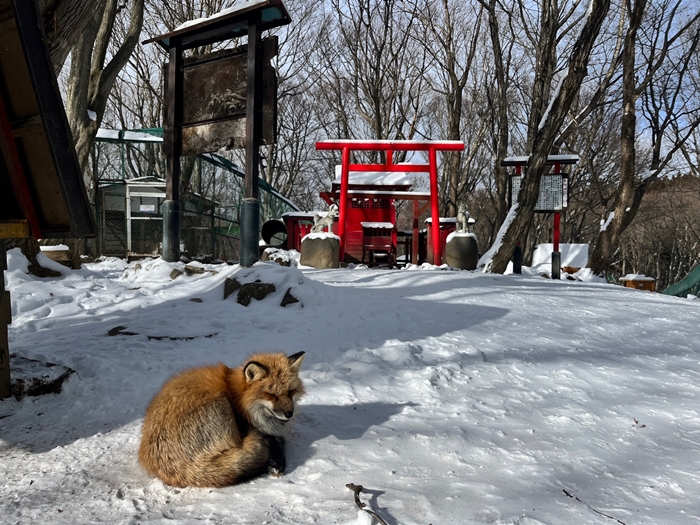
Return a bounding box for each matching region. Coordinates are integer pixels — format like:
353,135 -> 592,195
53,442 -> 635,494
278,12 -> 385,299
0,0 -> 96,239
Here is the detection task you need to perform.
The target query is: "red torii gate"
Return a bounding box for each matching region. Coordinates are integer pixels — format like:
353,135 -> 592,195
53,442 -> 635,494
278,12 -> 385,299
315,140 -> 465,266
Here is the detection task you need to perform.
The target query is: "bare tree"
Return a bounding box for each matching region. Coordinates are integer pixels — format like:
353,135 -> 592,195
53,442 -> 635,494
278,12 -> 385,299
316,0 -> 427,161
480,0 -> 516,230
39,0 -> 99,73
588,0 -> 700,275
412,0 -> 484,216
481,0 -> 613,273
65,0 -> 145,177
259,0 -> 325,212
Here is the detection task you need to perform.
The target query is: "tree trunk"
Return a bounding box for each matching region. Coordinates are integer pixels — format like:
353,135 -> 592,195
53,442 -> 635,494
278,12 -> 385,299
588,0 -> 700,275
483,0 -> 511,229
65,0 -> 145,175
484,0 -> 612,273
39,0 -> 100,74
588,0 -> 646,275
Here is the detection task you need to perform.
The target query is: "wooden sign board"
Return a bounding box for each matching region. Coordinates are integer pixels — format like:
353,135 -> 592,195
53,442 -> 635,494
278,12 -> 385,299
510,174 -> 568,212
167,38 -> 278,157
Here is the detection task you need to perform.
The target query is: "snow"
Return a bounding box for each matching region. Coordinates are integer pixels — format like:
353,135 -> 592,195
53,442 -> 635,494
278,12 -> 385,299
281,212 -> 316,218
334,166 -> 414,186
537,73 -> 566,131
96,129 -> 163,143
2,250 -> 700,525
360,222 -> 394,229
531,243 -> 589,269
39,245 -> 70,252
424,217 -> 456,224
174,0 -> 268,31
502,155 -> 581,165
620,274 -> 655,282
600,211 -> 615,232
446,231 -> 477,243
478,203 -> 519,271
302,231 -> 340,241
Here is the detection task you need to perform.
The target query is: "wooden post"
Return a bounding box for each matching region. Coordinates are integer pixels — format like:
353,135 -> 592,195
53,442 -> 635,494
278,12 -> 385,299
551,161 -> 561,279
412,200 -> 419,264
428,146 -> 441,265
0,241 -> 10,399
162,45 -> 183,262
240,15 -> 263,267
338,146 -> 351,262
552,212 -> 561,279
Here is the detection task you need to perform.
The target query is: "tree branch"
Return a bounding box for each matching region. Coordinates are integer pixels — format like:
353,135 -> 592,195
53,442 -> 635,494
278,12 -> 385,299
345,483 -> 389,525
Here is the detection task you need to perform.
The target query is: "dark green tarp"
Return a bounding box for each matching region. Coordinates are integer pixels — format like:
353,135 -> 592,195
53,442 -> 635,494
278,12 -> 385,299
662,265 -> 700,297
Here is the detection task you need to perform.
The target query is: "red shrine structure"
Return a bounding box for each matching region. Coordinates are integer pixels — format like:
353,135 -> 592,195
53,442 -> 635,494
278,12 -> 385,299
314,140 -> 465,266
319,166 -> 411,265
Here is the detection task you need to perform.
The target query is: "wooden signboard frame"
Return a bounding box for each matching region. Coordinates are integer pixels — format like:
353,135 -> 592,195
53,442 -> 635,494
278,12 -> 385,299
502,154 -> 580,279
171,38 -> 278,157
145,0 -> 291,265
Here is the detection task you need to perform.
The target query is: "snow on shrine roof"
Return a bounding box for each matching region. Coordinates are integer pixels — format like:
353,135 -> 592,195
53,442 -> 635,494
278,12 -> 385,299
361,222 -> 394,229
502,154 -> 580,166
317,139 -> 464,151
281,211 -> 317,218
144,0 -> 291,51
333,165 -> 414,186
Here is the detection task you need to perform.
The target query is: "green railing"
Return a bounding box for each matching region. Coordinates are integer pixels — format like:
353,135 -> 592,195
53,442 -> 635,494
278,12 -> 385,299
92,128 -> 299,261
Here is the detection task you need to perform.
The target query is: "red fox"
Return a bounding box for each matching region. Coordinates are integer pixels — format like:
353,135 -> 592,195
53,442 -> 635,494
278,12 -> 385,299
138,351 -> 306,488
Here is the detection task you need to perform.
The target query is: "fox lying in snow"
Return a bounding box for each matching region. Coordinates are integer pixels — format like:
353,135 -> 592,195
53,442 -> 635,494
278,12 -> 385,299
138,351 -> 306,488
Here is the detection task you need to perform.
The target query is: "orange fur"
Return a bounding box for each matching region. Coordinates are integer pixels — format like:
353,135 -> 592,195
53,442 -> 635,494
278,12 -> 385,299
138,352 -> 305,488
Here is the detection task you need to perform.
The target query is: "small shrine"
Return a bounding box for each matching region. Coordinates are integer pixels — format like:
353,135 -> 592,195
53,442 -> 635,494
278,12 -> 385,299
314,140 -> 465,267
319,166 -> 414,265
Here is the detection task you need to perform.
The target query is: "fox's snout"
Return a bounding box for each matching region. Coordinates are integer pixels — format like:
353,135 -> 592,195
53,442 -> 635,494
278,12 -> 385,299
276,408 -> 293,421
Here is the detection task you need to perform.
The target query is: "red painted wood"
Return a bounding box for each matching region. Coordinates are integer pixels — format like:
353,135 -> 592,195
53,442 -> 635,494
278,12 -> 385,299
317,140 -> 465,265
428,146 -> 442,265
0,92 -> 42,238
338,146 -> 351,260
316,140 -> 464,152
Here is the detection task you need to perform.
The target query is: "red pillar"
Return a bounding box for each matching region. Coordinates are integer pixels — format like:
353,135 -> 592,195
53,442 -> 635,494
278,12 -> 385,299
412,200 -> 419,264
338,146 -> 351,262
428,146 -> 441,265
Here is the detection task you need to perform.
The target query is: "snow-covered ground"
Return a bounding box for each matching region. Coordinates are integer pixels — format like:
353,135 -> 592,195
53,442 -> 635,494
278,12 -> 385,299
1,250 -> 699,525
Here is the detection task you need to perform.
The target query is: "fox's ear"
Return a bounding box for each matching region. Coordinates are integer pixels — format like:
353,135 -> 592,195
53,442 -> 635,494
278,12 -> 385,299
244,361 -> 269,383
287,351 -> 305,372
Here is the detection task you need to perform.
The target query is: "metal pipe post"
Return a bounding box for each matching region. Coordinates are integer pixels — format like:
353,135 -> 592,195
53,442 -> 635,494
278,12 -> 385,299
163,45 -> 183,262
240,16 -> 263,267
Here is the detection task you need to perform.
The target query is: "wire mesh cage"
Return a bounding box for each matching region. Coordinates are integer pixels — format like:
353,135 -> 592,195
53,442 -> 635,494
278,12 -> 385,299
92,129 -> 298,261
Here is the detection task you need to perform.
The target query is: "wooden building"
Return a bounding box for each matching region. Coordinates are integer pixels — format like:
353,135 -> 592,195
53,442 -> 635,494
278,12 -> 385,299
320,166 -> 414,265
